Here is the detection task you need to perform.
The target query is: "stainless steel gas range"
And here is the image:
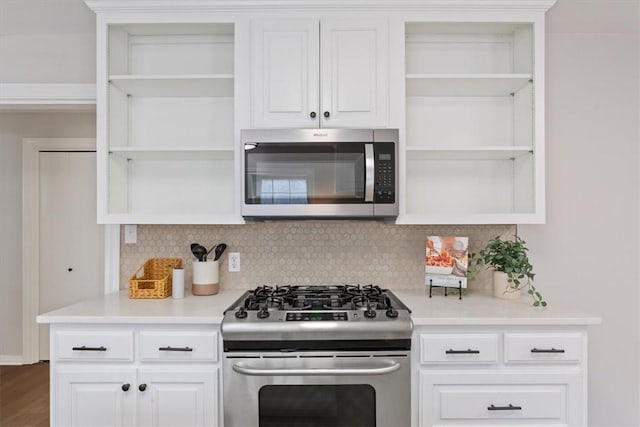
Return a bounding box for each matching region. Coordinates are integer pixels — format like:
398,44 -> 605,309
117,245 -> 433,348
221,285 -> 413,427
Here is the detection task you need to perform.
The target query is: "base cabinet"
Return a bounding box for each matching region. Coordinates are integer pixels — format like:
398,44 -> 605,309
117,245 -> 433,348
414,327 -> 588,427
420,371 -> 581,426
57,369 -> 137,427
138,369 -> 218,427
50,324 -> 220,427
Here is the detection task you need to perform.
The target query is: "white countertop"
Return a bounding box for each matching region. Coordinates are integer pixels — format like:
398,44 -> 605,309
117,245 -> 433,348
36,290 -> 246,324
37,289 -> 599,326
394,290 -> 601,326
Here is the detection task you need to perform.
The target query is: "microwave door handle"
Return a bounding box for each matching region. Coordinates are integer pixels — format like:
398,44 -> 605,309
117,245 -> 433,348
365,144 -> 375,202
232,360 -> 400,377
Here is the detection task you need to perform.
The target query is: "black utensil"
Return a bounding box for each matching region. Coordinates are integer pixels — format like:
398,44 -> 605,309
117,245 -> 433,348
214,243 -> 227,261
190,243 -> 207,262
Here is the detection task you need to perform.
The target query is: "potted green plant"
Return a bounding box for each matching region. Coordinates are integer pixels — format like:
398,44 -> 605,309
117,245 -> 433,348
472,236 -> 547,307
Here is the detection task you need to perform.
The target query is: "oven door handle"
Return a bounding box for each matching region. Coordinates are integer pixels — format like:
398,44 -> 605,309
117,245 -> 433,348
232,360 -> 400,376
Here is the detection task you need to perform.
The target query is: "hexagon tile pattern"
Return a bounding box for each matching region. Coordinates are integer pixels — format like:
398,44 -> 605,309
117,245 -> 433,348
120,223 -> 516,292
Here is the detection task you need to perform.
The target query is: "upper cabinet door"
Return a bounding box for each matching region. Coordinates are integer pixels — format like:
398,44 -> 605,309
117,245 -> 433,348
251,18 -> 389,128
320,19 -> 389,128
251,19 -> 320,128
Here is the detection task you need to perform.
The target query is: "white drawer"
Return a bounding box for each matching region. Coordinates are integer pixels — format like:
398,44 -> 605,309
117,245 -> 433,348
55,330 -> 134,362
504,332 -> 583,364
420,333 -> 499,364
139,330 -> 218,362
437,384 -> 567,423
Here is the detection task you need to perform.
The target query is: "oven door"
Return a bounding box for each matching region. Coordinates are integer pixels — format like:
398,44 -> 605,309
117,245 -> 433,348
223,351 -> 410,427
242,136 -> 375,218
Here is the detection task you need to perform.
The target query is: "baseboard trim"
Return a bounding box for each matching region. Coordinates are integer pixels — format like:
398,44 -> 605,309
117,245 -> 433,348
0,354 -> 24,365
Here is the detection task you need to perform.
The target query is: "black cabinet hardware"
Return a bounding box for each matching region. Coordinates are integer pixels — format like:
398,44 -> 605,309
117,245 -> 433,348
445,349 -> 480,354
323,111 -> 330,118
68,268 -> 73,272
531,347 -> 565,353
488,404 -> 522,411
310,111 -> 316,118
72,346 -> 107,351
122,384 -> 130,392
139,384 -> 147,392
158,346 -> 193,352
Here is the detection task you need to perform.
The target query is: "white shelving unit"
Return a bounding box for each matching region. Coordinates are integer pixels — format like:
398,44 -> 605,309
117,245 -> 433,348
99,22 -> 240,223
399,22 -> 543,224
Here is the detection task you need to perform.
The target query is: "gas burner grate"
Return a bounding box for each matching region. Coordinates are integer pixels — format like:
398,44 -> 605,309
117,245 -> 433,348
240,284 -> 404,312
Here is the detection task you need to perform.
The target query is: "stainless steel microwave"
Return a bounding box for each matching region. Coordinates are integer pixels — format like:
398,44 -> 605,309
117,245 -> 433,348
241,128 -> 398,219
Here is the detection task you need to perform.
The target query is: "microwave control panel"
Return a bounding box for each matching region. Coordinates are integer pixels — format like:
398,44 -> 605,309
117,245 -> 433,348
374,142 -> 395,204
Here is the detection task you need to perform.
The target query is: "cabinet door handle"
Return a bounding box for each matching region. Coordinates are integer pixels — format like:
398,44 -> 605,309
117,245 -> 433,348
488,404 -> 522,411
121,383 -> 130,392
309,111 -> 316,119
158,346 -> 193,352
531,347 -> 565,353
72,346 -> 107,352
323,111 -> 330,118
139,384 -> 147,392
445,348 -> 480,354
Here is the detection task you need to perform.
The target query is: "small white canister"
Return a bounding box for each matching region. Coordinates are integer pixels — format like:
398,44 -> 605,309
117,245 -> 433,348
192,260 -> 219,296
172,267 -> 185,299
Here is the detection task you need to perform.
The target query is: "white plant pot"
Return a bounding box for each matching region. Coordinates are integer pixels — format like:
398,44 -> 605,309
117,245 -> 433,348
492,271 -> 522,300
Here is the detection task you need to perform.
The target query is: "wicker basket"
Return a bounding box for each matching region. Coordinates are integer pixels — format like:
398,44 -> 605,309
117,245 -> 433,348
129,258 -> 182,299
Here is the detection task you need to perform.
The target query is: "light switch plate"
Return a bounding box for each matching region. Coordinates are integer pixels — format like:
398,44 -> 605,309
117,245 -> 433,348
124,224 -> 137,244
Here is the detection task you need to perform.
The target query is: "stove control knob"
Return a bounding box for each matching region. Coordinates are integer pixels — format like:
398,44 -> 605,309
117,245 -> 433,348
235,307 -> 248,319
257,306 -> 270,319
385,308 -> 398,318
364,305 -> 377,319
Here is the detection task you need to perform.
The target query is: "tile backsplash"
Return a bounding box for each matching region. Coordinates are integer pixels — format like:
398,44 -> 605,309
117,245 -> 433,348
120,223 -> 515,292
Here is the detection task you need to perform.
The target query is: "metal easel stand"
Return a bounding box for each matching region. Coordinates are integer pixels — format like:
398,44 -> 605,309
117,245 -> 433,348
428,279 -> 463,300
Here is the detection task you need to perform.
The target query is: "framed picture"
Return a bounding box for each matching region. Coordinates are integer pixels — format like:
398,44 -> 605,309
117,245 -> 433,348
425,236 -> 469,289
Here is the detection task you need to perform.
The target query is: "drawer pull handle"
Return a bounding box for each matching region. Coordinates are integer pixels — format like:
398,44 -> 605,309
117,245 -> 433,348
159,346 -> 193,352
121,384 -> 130,392
446,349 -> 480,354
72,346 -> 107,352
139,384 -> 147,392
531,347 -> 565,353
488,404 -> 522,411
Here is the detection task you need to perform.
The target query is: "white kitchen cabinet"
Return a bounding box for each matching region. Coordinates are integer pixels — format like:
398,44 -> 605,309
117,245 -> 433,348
251,18 -> 389,128
398,20 -> 546,224
414,327 -> 587,426
93,17 -> 246,224
137,369 -> 218,427
57,368 -> 137,427
50,324 -> 221,427
84,0 -> 555,225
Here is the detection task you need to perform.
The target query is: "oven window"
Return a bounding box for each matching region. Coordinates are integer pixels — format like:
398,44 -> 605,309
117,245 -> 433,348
259,385 -> 375,427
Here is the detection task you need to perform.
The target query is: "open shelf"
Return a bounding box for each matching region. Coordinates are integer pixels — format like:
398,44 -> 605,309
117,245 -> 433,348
405,146 -> 532,160
109,75 -> 234,97
406,74 -> 531,97
109,147 -> 234,161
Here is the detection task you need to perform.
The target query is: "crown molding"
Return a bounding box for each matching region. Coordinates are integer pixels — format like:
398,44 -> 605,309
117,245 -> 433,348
0,84 -> 96,110
84,0 -> 557,14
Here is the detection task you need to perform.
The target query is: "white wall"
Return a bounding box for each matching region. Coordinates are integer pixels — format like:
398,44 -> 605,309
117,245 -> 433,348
0,112 -> 96,359
0,34 -> 95,83
520,1 -> 640,425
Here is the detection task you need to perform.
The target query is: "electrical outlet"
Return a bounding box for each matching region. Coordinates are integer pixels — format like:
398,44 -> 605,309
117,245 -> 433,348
124,224 -> 137,244
228,252 -> 240,272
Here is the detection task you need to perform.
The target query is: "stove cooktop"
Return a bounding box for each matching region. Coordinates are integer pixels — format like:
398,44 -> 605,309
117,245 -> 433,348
221,285 -> 414,348
230,284 -> 410,319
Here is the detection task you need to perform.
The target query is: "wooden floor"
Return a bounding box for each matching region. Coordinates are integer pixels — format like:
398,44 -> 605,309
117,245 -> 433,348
0,362 -> 49,427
